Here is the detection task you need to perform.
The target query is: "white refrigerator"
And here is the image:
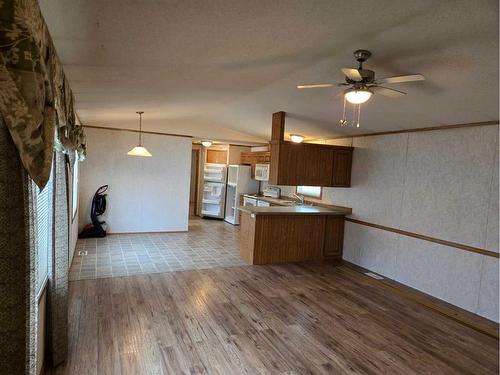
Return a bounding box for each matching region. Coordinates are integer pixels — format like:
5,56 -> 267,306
202,163 -> 227,218
224,165 -> 259,225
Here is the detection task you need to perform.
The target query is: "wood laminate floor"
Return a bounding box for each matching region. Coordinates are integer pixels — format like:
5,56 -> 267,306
49,263 -> 499,375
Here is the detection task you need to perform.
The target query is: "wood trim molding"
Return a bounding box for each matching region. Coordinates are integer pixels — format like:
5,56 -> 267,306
309,121 -> 499,142
345,218 -> 499,258
83,124 -> 193,139
342,262 -> 499,339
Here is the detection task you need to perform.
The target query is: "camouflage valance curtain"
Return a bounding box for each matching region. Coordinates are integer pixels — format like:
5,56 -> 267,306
0,0 -> 86,189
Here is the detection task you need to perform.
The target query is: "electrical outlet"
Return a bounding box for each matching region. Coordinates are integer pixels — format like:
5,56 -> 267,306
78,250 -> 88,256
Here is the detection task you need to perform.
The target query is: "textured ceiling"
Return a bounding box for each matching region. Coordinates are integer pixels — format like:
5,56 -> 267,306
39,0 -> 499,144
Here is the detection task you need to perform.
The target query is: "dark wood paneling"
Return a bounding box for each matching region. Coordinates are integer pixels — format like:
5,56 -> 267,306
323,215 -> 345,261
271,111 -> 286,141
332,148 -> 353,186
240,212 -> 346,265
252,215 -> 326,264
267,111 -> 354,187
239,212 -> 256,264
270,141 -> 352,187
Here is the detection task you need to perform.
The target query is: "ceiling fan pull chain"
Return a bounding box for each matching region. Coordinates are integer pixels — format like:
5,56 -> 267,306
356,104 -> 361,128
350,101 -> 357,127
340,95 -> 347,127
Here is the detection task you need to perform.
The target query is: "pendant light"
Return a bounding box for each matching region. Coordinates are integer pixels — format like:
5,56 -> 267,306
127,111 -> 152,157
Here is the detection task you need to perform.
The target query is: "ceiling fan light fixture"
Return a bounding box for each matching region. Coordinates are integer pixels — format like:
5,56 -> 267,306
290,134 -> 304,143
344,87 -> 373,104
201,140 -> 213,147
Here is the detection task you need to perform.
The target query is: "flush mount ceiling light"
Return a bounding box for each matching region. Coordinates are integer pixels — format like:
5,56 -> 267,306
201,140 -> 213,147
127,111 -> 152,157
344,87 -> 373,104
290,134 -> 304,143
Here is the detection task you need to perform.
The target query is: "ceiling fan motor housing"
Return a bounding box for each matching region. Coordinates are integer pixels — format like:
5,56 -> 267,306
345,69 -> 375,84
354,49 -> 372,62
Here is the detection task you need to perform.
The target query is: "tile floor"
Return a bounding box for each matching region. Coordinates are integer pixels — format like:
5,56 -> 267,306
69,217 -> 246,281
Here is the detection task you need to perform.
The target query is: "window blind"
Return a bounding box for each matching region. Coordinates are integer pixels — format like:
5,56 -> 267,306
36,167 -> 53,292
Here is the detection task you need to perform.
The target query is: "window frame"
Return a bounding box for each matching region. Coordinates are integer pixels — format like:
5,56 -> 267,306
295,185 -> 322,199
72,155 -> 78,222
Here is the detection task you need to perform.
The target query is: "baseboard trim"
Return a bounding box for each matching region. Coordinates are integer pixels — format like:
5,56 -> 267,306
342,261 -> 499,339
345,218 -> 498,258
106,230 -> 188,235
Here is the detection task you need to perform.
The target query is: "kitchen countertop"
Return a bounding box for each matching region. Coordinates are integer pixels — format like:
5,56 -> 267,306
242,194 -> 296,206
237,205 -> 351,216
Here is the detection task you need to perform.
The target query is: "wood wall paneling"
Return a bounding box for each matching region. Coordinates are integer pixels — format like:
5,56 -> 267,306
332,148 -> 353,186
253,215 -> 326,264
239,213 -> 256,263
268,111 -> 353,187
323,216 -> 345,261
240,212 -> 346,264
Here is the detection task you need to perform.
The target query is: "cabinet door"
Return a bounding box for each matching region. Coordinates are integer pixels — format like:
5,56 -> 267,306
276,143 -> 299,185
332,149 -> 352,187
207,150 -> 227,164
294,145 -> 333,186
241,153 -> 252,165
323,216 -> 344,260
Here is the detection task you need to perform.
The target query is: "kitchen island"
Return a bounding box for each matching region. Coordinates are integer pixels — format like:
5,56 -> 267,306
238,204 -> 351,265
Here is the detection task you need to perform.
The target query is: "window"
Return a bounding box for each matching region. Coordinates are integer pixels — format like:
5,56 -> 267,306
72,155 -> 78,219
296,185 -> 322,198
36,165 -> 53,293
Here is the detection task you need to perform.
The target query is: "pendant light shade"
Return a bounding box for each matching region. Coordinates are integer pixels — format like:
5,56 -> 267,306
127,146 -> 152,157
127,111 -> 152,157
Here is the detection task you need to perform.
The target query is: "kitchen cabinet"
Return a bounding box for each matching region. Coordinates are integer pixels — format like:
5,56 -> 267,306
206,149 -> 228,164
268,112 -> 353,187
239,209 -> 346,265
240,151 -> 270,176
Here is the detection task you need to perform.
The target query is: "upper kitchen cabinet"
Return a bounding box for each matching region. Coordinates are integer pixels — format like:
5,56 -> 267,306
206,149 -> 228,164
240,151 -> 270,176
268,112 -> 353,187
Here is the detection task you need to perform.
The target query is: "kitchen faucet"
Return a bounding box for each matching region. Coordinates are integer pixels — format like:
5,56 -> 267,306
293,193 -> 305,205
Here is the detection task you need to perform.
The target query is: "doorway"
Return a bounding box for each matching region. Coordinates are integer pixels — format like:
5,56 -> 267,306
189,149 -> 200,216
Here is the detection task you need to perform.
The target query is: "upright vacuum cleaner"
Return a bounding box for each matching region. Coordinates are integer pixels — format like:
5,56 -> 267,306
79,185 -> 108,238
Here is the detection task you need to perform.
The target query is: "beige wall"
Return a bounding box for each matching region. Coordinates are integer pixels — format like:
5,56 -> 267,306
278,125 -> 499,322
36,288 -> 47,375
80,128 -> 192,233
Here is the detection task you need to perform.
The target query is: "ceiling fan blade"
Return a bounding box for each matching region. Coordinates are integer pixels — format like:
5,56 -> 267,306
371,85 -> 406,98
297,83 -> 335,89
341,68 -> 363,81
376,74 -> 425,84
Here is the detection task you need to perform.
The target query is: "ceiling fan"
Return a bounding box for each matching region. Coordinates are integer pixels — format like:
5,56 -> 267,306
297,49 -> 425,105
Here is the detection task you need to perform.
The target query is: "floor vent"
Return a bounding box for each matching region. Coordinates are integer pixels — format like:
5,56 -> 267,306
365,272 -> 384,280
78,250 -> 88,256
